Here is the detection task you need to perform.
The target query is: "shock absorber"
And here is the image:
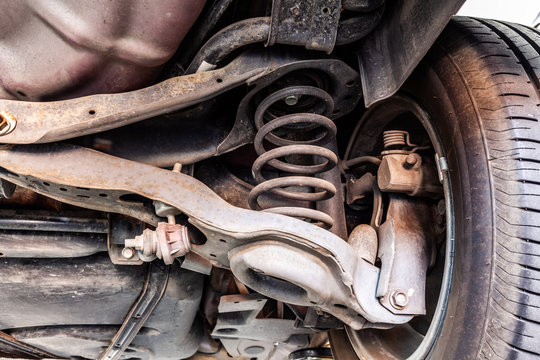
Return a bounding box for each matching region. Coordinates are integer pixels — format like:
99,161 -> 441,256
247,85 -> 345,232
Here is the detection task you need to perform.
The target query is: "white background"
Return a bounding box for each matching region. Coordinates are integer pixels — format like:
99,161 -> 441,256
457,0 -> 540,26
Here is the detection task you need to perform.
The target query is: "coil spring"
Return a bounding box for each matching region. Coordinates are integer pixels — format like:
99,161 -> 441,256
247,85 -> 339,228
383,130 -> 410,149
383,129 -> 431,153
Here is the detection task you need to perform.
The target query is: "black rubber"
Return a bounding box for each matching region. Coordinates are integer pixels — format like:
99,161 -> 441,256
405,16 -> 540,360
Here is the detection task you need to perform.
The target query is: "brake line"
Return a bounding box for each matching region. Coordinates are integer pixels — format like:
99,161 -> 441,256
98,263 -> 170,360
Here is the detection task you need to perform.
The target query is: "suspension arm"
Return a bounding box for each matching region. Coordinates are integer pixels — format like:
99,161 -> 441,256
0,143 -> 410,329
0,52 -> 291,144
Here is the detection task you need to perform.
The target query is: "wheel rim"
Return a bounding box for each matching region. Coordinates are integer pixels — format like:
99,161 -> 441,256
336,94 -> 455,360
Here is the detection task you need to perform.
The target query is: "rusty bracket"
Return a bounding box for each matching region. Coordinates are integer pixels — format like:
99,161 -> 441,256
377,194 -> 433,315
0,52 -> 295,144
267,0 -> 341,53
377,152 -> 443,197
0,143 -> 411,329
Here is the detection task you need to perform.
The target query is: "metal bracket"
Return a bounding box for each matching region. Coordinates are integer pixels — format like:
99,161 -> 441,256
212,294 -> 314,359
0,143 -> 411,329
377,152 -> 443,197
376,194 -> 432,315
267,0 -> 341,53
107,214 -> 145,265
99,263 -> 170,360
435,153 -> 449,183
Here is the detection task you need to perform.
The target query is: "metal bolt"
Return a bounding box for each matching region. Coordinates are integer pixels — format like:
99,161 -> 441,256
167,163 -> 182,224
405,154 -> 418,167
172,162 -> 182,173
0,110 -> 17,136
121,247 -> 135,259
284,94 -> 300,106
437,199 -> 446,215
154,162 -> 183,224
290,5 -> 301,17
390,291 -> 408,310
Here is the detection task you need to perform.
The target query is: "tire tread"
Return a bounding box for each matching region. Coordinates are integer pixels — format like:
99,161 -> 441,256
443,17 -> 540,359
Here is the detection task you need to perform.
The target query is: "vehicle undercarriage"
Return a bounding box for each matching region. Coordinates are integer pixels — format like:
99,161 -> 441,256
0,1 -> 539,359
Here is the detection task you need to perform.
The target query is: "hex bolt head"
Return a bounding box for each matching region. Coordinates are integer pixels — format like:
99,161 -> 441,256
284,94 -> 300,106
390,291 -> 409,310
121,247 -> 135,259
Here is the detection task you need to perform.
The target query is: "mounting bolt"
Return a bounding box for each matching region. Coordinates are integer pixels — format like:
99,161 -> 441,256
437,199 -> 446,215
121,247 -> 135,259
284,94 -> 301,106
0,110 -> 17,136
153,162 -> 183,224
404,153 -> 419,167
290,5 -> 301,17
390,291 -> 409,310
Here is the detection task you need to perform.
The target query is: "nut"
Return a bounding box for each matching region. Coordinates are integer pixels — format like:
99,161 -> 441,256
390,290 -> 408,310
121,247 -> 135,259
284,94 -> 300,106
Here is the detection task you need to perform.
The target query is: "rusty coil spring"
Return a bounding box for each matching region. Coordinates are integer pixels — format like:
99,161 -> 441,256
247,85 -> 339,228
383,130 -> 411,148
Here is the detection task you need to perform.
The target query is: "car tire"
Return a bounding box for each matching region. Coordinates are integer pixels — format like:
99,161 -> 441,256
333,16 -> 540,360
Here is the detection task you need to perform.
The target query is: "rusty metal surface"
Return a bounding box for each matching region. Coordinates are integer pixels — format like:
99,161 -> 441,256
0,143 -> 410,328
0,53 -> 272,144
377,153 -> 442,197
376,194 -> 433,315
82,55 -> 361,168
267,0 -> 341,53
248,85 -> 340,229
0,0 -> 205,101
0,52 -> 360,147
222,56 -> 362,156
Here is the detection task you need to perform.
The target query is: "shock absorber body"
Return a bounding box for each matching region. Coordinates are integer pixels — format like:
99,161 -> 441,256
248,85 -> 346,237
